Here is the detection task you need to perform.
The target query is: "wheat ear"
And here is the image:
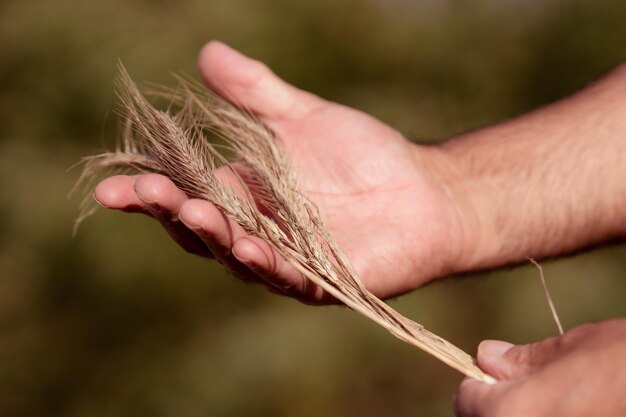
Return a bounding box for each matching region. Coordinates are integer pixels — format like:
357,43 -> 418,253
76,66 -> 496,384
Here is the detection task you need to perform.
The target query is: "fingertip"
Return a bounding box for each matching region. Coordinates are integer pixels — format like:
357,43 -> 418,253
133,173 -> 186,209
478,340 -> 515,358
231,237 -> 256,263
197,40 -> 248,94
477,340 -> 516,380
453,378 -> 477,416
233,236 -> 316,301
94,175 -> 139,209
196,40 -> 315,119
198,40 -> 234,71
198,41 -> 221,82
232,237 -> 273,271
134,173 -> 171,198
178,199 -> 223,231
454,377 -> 497,417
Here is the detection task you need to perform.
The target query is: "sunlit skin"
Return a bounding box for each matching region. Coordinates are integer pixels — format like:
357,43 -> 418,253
95,41 -> 626,415
95,41 -> 465,303
455,319 -> 626,417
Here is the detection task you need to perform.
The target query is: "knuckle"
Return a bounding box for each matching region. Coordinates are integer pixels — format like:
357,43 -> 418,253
505,345 -> 534,369
252,59 -> 271,75
534,335 -> 563,357
562,322 -> 597,345
567,322 -> 595,337
507,334 -> 564,370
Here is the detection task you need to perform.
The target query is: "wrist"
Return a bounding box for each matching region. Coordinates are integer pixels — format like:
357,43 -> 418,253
412,64 -> 626,280
415,139 -> 509,276
409,142 -> 488,279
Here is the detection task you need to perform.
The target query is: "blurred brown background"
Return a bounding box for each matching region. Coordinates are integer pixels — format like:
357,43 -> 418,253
1,0 -> 626,416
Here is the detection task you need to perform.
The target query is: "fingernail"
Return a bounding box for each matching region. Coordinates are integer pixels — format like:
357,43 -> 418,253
232,238 -> 264,266
92,192 -> 104,207
232,245 -> 250,264
478,340 -> 514,358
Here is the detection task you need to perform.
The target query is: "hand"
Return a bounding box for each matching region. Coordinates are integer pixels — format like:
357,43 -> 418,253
94,41 -> 465,303
454,318 -> 626,417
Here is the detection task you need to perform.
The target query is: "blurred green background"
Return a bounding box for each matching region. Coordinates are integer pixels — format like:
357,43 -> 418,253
2,0 -> 626,416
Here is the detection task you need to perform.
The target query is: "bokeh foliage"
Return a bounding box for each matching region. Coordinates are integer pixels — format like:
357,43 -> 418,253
1,0 -> 626,416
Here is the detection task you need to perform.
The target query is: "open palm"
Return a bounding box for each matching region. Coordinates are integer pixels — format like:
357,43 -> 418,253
95,42 -> 462,303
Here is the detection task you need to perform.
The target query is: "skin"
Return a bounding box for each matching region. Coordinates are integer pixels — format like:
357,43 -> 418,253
95,41 -> 466,302
94,41 -> 626,414
455,319 -> 626,417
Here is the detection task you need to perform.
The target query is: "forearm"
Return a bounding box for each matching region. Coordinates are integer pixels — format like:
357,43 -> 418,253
437,63 -> 626,272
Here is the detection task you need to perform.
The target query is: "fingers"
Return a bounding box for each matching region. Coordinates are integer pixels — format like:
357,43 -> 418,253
197,41 -> 321,121
477,336 -> 563,380
94,173 -> 324,300
177,199 -> 258,280
94,175 -> 147,213
503,335 -> 566,375
231,236 -> 328,303
95,174 -> 211,257
454,378 -> 507,417
133,173 -> 188,213
476,340 -> 516,380
133,174 -> 213,257
95,174 -> 262,282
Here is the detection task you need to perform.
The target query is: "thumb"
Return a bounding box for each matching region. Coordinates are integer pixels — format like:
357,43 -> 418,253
477,336 -> 562,380
476,340 -> 516,380
197,41 -> 320,120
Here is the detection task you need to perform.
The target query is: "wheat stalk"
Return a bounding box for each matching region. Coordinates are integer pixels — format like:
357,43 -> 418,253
528,258 -> 564,335
76,65 -> 496,384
